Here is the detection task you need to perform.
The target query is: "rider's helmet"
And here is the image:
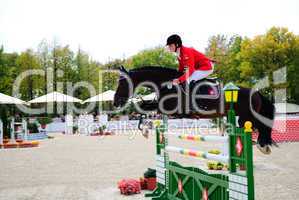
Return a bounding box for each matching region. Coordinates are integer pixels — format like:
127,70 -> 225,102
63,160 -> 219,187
166,34 -> 182,48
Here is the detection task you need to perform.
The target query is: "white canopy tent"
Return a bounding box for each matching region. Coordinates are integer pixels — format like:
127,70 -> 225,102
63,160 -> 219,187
0,93 -> 26,145
82,90 -> 115,132
83,90 -> 115,103
0,93 -> 26,104
28,91 -> 82,104
28,92 -> 81,137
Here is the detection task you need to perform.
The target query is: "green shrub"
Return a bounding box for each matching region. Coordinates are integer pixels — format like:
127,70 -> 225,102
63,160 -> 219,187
28,123 -> 39,133
37,117 -> 53,125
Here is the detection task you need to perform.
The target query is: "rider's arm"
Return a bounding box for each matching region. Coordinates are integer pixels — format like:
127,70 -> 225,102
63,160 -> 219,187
178,61 -> 184,72
177,55 -> 195,83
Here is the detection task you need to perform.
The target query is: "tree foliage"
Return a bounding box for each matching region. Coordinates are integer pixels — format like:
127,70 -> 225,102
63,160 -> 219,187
0,27 -> 298,104
206,27 -> 299,102
127,47 -> 177,69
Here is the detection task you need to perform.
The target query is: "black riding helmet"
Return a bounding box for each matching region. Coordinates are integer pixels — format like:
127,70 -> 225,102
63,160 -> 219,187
166,34 -> 182,48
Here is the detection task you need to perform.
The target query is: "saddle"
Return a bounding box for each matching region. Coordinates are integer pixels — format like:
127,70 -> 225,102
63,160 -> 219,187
194,77 -> 219,84
204,77 -> 218,83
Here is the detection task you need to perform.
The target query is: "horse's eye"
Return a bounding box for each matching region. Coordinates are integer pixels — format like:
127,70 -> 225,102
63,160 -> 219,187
119,76 -> 125,80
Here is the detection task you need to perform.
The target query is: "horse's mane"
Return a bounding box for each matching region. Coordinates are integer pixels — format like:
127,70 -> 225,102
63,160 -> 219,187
129,66 -> 179,74
127,66 -> 182,82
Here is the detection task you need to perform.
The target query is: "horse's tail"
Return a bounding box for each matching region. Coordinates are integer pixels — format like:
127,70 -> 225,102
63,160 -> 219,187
255,92 -> 276,146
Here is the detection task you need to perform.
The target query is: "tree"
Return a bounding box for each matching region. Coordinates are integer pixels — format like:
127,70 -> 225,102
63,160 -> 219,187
37,40 -> 51,94
127,46 -> 177,69
16,49 -> 42,100
100,59 -> 125,92
74,48 -> 101,100
54,45 -> 75,93
287,45 -> 299,103
239,27 -> 299,99
205,34 -> 243,84
0,47 -> 19,94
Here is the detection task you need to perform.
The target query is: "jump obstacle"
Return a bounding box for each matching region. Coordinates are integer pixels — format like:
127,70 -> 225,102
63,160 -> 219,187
0,118 -> 41,149
11,118 -> 28,141
0,118 -> 27,145
145,83 -> 255,200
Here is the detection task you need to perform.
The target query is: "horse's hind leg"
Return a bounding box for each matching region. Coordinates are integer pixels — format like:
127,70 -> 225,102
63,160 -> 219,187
252,92 -> 274,154
254,121 -> 273,146
238,115 -> 271,154
245,118 -> 273,154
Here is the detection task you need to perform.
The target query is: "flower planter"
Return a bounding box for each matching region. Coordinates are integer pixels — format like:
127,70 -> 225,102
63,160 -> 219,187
4,143 -> 18,148
1,141 -> 39,149
31,141 -> 39,147
16,139 -> 23,143
3,139 -> 10,144
90,131 -> 114,136
19,143 -> 31,148
146,177 -> 157,190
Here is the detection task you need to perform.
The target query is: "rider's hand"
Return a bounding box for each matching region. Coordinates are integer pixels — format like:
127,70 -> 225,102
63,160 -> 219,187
172,79 -> 180,85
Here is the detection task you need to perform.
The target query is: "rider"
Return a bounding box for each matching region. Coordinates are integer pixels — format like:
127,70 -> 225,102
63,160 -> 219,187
166,34 -> 214,85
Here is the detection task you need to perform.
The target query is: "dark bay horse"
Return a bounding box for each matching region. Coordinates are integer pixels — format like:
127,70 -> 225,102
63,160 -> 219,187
114,66 -> 275,154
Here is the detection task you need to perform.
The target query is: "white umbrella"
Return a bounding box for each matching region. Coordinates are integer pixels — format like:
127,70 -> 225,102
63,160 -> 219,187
28,91 -> 82,103
0,93 -> 26,104
0,93 -> 26,144
131,92 -> 157,103
83,90 -> 115,103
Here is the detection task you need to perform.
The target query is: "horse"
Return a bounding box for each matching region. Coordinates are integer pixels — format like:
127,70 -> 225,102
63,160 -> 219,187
113,66 -> 275,154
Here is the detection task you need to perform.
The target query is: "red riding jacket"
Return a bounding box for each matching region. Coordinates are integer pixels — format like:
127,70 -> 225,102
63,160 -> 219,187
177,46 -> 212,83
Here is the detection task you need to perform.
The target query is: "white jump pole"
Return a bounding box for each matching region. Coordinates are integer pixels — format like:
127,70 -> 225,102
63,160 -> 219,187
23,118 -> 28,141
178,134 -> 229,156
65,115 -> 73,135
10,117 -> 15,142
178,134 -> 228,143
165,146 -> 229,163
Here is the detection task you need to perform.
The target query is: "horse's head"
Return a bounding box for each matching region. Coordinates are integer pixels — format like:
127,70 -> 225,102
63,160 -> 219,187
114,66 -> 181,108
113,66 -> 132,107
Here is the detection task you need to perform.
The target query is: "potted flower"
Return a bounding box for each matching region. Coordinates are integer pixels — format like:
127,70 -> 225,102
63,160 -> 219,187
37,117 -> 53,129
98,125 -> 106,135
73,125 -> 78,134
28,123 -> 39,133
16,139 -> 23,143
3,137 -> 9,144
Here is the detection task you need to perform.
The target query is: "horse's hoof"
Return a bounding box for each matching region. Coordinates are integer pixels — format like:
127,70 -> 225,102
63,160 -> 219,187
142,130 -> 149,139
257,144 -> 271,155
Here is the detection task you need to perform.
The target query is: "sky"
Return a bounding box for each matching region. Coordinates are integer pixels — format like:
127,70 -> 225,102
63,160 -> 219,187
0,0 -> 299,63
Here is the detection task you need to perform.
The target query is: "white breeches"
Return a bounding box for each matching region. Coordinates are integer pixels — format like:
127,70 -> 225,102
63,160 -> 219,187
187,69 -> 214,83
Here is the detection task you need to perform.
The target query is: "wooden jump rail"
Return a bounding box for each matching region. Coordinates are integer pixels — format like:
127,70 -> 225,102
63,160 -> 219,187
178,134 -> 228,143
165,146 -> 229,163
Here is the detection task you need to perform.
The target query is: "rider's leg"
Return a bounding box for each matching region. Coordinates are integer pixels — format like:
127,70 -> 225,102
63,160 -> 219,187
187,69 -> 213,83
187,70 -> 213,112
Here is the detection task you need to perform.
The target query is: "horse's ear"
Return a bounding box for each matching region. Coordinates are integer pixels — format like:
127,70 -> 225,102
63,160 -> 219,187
119,65 -> 128,74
